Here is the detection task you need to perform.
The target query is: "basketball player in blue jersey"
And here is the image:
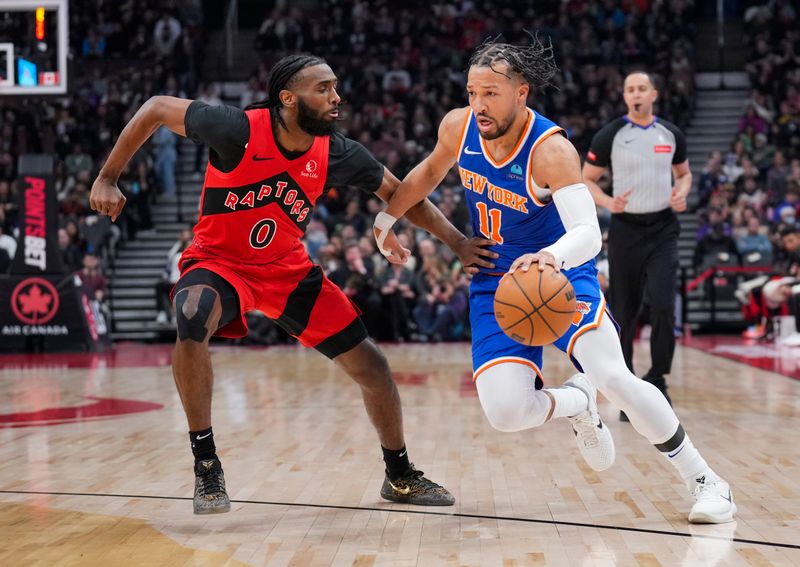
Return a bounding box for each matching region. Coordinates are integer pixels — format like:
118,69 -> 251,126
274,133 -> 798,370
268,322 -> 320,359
374,37 -> 736,524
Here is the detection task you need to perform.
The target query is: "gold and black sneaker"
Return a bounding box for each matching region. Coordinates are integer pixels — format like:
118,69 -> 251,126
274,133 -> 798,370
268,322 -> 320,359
193,459 -> 231,514
380,464 -> 455,506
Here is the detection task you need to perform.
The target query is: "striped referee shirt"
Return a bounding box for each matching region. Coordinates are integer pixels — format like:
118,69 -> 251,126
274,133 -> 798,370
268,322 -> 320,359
585,116 -> 687,214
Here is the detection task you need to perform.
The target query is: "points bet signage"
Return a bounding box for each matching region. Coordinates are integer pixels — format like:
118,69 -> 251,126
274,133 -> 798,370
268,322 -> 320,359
11,155 -> 63,274
0,155 -> 107,351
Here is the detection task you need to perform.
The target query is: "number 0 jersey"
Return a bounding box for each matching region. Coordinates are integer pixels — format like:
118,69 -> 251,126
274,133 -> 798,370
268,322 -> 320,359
456,107 -> 578,274
184,107 -> 329,265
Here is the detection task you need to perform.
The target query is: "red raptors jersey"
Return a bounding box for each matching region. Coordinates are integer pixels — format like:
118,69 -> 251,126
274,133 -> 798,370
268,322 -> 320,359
183,108 -> 329,265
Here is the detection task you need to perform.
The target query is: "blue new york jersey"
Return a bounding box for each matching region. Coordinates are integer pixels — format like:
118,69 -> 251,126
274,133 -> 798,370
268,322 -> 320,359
457,108 -> 613,379
457,107 -> 570,274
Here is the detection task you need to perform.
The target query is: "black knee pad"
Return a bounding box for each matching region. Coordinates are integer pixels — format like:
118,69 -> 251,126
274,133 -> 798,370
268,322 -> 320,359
175,287 -> 218,342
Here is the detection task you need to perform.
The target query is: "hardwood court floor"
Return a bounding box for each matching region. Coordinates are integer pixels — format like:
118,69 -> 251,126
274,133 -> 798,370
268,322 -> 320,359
1,341 -> 799,566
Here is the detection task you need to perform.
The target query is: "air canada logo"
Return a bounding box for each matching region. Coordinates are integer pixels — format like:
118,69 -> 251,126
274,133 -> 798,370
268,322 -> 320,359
11,277 -> 60,325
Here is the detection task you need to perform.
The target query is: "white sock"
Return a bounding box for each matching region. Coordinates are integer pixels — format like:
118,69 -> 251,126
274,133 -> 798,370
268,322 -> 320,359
545,386 -> 588,419
570,316 -> 718,491
658,428 -> 716,489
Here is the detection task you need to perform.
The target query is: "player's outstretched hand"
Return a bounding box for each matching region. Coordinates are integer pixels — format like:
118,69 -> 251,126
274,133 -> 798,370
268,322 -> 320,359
90,175 -> 127,222
508,251 -> 558,274
453,237 -> 498,275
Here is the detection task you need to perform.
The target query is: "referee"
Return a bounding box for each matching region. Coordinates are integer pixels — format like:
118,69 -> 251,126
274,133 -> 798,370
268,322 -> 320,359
582,71 -> 691,420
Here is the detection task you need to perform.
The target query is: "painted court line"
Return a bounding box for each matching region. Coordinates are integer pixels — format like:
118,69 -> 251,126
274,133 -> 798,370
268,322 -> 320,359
1,489 -> 797,551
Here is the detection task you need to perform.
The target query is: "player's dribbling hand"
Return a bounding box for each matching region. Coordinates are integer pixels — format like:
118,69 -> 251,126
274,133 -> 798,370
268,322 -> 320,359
508,251 -> 559,274
453,237 -> 498,275
90,175 -> 127,222
374,226 -> 411,265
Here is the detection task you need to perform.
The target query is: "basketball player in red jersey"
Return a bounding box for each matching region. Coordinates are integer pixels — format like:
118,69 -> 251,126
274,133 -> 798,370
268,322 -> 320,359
90,54 -> 496,514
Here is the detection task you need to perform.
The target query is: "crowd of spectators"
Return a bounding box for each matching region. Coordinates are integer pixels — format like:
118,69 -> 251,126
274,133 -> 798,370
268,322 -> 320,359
0,1 -> 202,322
237,0 -> 698,344
2,0 -> 703,344
693,0 -> 800,343
249,0 -> 696,158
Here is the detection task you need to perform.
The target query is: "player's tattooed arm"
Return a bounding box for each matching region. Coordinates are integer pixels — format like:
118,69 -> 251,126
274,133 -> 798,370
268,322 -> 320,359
91,96 -> 192,220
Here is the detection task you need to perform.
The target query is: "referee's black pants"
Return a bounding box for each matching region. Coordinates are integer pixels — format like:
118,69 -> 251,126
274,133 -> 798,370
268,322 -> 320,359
607,209 -> 680,381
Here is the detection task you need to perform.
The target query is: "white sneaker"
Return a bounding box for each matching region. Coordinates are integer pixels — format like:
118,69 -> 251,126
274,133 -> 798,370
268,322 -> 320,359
155,311 -> 168,325
689,475 -> 737,524
564,373 -> 615,471
777,333 -> 800,347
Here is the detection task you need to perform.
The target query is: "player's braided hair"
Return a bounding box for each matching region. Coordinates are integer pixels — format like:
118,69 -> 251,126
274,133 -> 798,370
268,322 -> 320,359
245,53 -> 327,128
468,32 -> 559,91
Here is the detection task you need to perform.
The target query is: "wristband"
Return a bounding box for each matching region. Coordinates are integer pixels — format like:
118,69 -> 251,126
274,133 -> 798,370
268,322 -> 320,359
374,211 -> 398,256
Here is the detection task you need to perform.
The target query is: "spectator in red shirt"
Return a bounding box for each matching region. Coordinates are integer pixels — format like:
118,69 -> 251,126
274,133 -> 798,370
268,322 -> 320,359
76,252 -> 108,303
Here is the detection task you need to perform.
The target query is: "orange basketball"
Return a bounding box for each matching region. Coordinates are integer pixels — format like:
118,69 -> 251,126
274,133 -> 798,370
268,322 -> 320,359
494,266 -> 576,346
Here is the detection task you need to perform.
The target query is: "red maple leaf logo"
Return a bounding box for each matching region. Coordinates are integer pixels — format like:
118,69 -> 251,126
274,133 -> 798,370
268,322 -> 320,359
18,284 -> 53,317
10,277 -> 60,325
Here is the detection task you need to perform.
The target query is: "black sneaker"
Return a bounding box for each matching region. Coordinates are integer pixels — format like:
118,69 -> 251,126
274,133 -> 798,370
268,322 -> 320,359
193,459 -> 231,515
380,464 -> 455,506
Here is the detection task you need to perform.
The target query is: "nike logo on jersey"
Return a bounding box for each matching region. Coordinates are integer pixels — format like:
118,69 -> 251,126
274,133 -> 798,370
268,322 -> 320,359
252,154 -> 274,161
463,147 -> 482,155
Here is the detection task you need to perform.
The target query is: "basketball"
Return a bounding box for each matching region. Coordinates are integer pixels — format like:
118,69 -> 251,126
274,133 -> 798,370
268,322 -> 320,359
494,266 -> 576,346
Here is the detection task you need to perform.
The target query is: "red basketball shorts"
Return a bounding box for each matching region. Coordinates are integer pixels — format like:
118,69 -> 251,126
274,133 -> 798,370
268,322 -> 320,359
177,244 -> 366,358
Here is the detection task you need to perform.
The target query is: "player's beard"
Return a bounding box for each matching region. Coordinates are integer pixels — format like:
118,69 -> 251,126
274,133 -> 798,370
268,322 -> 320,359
477,113 -> 514,140
297,98 -> 336,136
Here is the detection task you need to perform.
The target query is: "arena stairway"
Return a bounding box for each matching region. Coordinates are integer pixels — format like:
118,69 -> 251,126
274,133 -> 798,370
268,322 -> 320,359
680,72 -> 750,331
108,141 -> 203,341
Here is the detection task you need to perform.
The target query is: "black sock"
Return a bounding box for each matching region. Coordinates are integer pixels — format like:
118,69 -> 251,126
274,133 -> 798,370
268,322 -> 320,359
382,445 -> 411,480
189,427 -> 218,462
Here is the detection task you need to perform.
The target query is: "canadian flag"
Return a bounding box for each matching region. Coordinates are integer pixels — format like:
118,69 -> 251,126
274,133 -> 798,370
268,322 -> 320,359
38,72 -> 59,86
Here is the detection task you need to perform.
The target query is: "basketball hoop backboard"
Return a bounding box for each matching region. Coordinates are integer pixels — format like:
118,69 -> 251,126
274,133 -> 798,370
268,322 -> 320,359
0,0 -> 68,95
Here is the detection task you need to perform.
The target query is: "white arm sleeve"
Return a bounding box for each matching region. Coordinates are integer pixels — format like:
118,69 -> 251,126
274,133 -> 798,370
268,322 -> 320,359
540,183 -> 602,270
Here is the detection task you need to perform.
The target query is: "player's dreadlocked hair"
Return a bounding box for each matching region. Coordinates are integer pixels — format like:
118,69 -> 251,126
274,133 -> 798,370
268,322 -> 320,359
468,32 -> 559,91
245,53 -> 327,128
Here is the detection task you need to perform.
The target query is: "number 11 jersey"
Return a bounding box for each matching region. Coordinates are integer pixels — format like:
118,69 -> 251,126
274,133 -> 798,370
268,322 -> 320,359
456,107 -> 572,274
